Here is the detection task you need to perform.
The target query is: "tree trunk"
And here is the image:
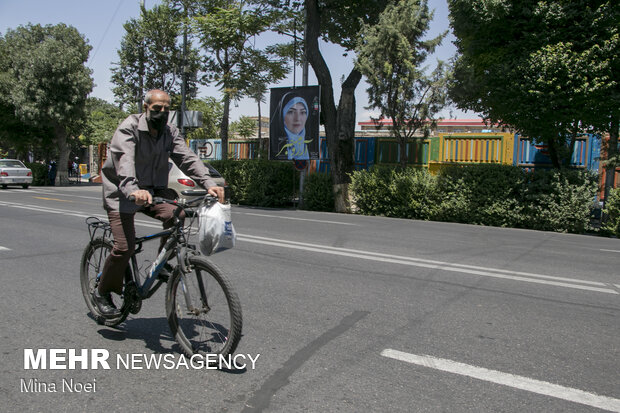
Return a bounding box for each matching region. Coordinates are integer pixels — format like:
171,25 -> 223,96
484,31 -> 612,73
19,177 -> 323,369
54,124 -> 70,186
398,134 -> 408,169
305,0 -> 360,212
333,69 -> 362,211
220,93 -> 230,160
547,135 -> 561,169
257,99 -> 263,158
603,118 -> 619,211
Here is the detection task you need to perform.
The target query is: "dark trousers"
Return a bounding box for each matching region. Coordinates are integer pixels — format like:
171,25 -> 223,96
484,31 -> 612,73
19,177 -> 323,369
98,195 -> 185,295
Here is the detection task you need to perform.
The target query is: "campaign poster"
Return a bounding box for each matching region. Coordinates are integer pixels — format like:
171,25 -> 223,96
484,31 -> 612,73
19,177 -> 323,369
269,86 -> 320,160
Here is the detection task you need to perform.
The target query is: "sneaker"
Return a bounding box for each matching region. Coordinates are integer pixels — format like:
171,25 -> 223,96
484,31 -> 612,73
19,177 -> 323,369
92,289 -> 121,318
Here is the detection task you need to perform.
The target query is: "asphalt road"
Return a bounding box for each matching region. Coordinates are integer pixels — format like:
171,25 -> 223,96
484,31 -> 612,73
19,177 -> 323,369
1,185 -> 619,413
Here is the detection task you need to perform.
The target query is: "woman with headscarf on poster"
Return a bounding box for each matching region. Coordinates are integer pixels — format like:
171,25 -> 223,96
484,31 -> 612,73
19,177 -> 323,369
274,94 -> 311,160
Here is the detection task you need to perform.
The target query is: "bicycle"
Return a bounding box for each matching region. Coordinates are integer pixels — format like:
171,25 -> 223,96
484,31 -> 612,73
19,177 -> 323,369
80,190 -> 242,359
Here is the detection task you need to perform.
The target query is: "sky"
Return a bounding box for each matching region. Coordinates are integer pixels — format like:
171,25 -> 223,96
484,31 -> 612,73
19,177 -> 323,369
0,0 -> 475,127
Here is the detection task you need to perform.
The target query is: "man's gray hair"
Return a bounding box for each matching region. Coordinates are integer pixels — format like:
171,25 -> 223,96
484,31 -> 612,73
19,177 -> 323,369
144,89 -> 169,105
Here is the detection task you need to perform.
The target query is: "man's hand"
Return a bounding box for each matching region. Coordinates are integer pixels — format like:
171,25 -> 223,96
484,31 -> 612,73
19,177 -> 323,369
129,189 -> 152,206
208,186 -> 225,203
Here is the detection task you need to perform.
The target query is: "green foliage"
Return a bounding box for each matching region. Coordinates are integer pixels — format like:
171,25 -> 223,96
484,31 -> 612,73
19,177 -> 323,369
602,188 -> 620,236
111,3 -> 200,109
209,159 -> 298,207
82,98 -> 127,145
1,23 -> 93,183
521,168 -> 598,233
1,24 -> 93,133
193,1 -> 289,158
435,165 -> 525,227
302,173 -> 334,212
230,116 -> 258,139
186,96 -> 224,140
351,166 -> 440,219
355,0 -> 448,168
24,162 -> 49,186
448,0 -> 620,168
350,164 -> 599,233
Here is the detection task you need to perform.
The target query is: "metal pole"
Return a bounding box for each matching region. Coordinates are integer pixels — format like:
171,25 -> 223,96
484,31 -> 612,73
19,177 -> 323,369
298,6 -> 309,209
180,3 -> 188,138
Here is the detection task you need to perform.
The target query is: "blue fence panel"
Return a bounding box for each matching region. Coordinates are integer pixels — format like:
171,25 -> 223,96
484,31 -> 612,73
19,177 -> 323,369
189,139 -> 222,160
514,133 -> 600,172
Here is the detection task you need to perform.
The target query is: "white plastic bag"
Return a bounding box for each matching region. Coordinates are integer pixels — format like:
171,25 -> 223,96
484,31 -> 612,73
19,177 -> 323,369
198,202 -> 236,255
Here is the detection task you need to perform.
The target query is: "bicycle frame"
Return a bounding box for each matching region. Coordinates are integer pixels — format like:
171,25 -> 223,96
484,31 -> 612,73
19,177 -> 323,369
130,228 -> 177,299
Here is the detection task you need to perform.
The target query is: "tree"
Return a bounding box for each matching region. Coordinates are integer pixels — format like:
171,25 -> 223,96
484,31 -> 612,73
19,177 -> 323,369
82,98 -> 128,145
193,1 -> 287,159
356,0 -> 448,169
230,116 -> 258,139
252,0 -> 392,211
1,23 -> 93,184
448,0 -> 619,170
111,3 -> 201,110
186,96 -> 225,141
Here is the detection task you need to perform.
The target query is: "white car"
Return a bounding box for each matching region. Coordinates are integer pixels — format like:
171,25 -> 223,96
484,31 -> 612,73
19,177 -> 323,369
0,159 -> 33,189
167,161 -> 226,201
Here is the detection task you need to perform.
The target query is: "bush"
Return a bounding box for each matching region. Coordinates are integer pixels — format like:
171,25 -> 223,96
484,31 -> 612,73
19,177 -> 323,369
24,162 -> 49,186
602,187 -> 620,236
435,164 -> 525,227
351,166 -> 440,219
302,172 -> 334,212
350,165 -> 394,216
350,163 -> 599,234
209,159 -> 298,207
521,169 -> 598,233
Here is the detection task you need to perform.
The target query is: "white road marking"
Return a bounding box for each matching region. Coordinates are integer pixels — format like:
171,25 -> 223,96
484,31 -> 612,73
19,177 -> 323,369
0,201 -> 160,229
381,349 -> 620,412
0,200 -> 617,294
238,234 -> 618,294
600,249 -> 620,253
0,246 -> 11,251
238,212 -> 358,226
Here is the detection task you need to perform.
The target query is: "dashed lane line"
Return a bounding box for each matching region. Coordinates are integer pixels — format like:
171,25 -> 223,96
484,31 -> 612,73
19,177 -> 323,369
381,349 -> 620,412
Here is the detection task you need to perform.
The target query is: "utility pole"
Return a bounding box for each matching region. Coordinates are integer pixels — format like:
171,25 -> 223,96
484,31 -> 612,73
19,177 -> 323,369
179,1 -> 188,138
138,0 -> 146,113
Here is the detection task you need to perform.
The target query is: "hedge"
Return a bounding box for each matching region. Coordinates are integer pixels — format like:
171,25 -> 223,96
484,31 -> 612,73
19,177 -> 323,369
350,164 -> 599,234
602,188 -> 620,236
208,159 -> 299,207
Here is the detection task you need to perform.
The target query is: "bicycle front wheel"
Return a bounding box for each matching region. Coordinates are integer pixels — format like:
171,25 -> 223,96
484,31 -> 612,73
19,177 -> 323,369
166,255 -> 242,360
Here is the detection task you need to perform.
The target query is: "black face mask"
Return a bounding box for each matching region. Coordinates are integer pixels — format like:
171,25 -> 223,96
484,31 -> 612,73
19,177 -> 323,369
147,109 -> 169,132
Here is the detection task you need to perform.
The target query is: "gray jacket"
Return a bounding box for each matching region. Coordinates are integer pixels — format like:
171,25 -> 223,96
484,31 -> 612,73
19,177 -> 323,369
102,113 -> 217,213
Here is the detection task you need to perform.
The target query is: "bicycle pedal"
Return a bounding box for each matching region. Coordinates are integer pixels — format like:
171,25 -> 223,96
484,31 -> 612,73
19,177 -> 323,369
157,272 -> 170,282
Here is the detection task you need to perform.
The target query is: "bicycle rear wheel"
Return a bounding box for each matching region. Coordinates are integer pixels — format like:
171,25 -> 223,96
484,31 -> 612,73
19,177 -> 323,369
80,238 -> 131,326
166,255 -> 242,360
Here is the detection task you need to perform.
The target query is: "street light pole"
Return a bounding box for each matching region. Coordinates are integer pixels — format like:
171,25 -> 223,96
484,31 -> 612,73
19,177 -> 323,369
180,2 -> 188,138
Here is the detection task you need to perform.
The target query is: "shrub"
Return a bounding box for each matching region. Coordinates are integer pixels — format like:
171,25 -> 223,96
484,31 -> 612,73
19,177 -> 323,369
302,172 -> 334,212
350,165 -> 394,216
350,163 -> 599,234
351,166 -> 439,219
521,169 -> 598,233
209,159 -> 298,207
602,187 -> 620,236
435,164 -> 525,227
24,162 -> 49,186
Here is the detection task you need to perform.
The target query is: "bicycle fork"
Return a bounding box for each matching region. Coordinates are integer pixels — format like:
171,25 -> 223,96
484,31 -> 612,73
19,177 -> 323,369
178,267 -> 211,316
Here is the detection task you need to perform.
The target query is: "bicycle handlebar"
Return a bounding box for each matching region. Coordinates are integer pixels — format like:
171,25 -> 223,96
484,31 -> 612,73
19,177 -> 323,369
127,192 -> 218,207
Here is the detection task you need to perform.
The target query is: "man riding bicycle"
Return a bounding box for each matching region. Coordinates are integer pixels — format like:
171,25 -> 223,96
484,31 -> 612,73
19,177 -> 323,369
95,89 -> 224,318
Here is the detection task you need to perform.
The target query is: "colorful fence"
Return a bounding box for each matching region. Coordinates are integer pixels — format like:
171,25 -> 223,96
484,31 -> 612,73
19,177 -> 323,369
187,133 -> 616,198
514,133 -> 600,170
